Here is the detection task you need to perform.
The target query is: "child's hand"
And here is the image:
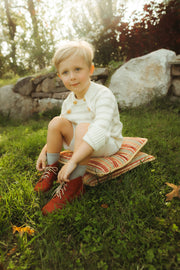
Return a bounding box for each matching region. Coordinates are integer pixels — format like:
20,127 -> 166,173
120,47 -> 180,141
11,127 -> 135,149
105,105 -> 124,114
57,160 -> 77,183
36,151 -> 47,171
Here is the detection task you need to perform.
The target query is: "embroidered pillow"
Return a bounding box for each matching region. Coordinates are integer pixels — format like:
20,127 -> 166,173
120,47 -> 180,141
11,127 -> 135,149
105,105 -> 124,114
59,137 -> 148,176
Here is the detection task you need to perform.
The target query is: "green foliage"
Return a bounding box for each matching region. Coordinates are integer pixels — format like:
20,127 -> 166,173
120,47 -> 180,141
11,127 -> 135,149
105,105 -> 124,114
69,0 -> 126,65
0,0 -> 57,77
0,74 -> 20,87
74,0 -> 180,65
0,97 -> 180,270
119,0 -> 180,60
0,0 -> 179,76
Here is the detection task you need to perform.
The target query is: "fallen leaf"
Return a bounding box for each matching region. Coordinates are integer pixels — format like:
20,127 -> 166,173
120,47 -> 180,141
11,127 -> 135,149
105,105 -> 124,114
7,245 -> 17,256
165,182 -> 180,201
12,225 -> 35,237
101,204 -> 109,208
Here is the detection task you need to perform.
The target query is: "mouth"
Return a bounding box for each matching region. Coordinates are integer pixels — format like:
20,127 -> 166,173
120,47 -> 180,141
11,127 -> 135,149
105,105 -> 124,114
71,83 -> 79,87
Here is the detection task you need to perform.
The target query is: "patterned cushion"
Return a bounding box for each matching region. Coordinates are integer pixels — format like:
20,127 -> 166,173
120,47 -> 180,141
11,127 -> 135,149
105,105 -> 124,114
83,151 -> 155,186
59,137 -> 148,176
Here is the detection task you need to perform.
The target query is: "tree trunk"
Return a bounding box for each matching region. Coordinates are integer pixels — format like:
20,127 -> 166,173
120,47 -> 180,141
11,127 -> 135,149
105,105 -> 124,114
27,0 -> 46,69
4,0 -> 17,70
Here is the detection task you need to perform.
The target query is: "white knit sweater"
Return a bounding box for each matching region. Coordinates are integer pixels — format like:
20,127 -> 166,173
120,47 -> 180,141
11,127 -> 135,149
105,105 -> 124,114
60,81 -> 123,151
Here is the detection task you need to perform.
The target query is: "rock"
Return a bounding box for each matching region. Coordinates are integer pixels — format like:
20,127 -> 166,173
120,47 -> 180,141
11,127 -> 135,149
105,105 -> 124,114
34,76 -> 67,94
91,67 -> 109,80
109,49 -> 176,108
1,54 -> 178,120
52,92 -> 70,99
171,64 -> 180,76
31,92 -> 52,99
0,85 -> 34,119
0,85 -> 64,119
37,98 -> 63,113
32,72 -> 56,85
13,76 -> 34,96
41,78 -> 57,93
91,68 -> 109,84
169,95 -> 180,103
55,77 -> 65,88
36,84 -> 42,92
95,79 -> 105,85
170,55 -> 180,76
172,78 -> 180,96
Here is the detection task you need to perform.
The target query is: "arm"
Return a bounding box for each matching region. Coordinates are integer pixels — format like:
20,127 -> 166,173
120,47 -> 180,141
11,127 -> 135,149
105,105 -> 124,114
83,89 -> 116,151
36,144 -> 47,171
57,140 -> 93,183
71,140 -> 93,164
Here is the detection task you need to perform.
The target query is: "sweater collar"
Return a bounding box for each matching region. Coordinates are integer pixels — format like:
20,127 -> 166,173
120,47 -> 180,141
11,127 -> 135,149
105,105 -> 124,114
70,81 -> 95,102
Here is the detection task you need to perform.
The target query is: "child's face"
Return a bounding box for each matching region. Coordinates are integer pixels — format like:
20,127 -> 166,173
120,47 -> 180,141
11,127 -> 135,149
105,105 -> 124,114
58,54 -> 94,99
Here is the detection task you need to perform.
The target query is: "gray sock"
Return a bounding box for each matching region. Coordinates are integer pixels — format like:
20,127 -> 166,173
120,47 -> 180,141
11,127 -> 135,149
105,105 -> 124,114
69,165 -> 87,180
47,153 -> 60,165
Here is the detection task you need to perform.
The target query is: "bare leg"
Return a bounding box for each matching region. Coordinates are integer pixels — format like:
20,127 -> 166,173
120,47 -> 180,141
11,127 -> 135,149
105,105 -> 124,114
57,122 -> 93,182
34,117 -> 74,192
47,116 -> 73,153
73,123 -> 92,165
68,123 -> 92,180
41,123 -> 91,214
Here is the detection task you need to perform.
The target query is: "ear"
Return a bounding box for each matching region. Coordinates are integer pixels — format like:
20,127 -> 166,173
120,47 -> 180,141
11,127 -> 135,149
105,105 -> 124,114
90,64 -> 94,75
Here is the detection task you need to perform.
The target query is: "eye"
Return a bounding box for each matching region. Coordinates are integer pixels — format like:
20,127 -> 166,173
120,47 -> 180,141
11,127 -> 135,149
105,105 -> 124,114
63,71 -> 68,75
75,67 -> 81,72
61,70 -> 68,75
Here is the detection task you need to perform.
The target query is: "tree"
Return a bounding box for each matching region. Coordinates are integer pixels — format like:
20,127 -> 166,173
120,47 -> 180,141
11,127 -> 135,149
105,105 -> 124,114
0,0 -> 60,76
70,0 -> 179,65
119,0 -> 180,60
27,0 -> 47,69
3,0 -> 18,71
0,0 -> 27,75
69,0 -> 126,65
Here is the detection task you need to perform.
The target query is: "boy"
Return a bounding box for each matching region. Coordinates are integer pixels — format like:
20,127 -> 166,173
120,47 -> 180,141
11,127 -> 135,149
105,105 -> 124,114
34,40 -> 123,215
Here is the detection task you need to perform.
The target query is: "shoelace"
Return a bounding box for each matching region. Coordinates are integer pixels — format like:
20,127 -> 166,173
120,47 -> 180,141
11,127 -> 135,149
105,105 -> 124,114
53,183 -> 68,199
40,166 -> 59,182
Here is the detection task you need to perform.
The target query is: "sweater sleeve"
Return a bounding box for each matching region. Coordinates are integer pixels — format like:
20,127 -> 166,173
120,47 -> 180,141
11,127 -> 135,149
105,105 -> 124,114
83,89 -> 116,151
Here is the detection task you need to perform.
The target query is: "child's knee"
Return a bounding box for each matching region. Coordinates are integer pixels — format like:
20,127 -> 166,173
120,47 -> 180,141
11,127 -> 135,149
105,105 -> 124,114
48,116 -> 63,131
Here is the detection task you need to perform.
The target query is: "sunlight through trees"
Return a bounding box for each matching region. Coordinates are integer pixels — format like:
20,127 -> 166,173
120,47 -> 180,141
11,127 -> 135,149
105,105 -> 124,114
0,0 -> 179,76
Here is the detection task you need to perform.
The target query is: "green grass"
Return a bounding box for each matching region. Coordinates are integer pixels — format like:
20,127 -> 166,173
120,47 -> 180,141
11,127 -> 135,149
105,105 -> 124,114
0,97 -> 180,270
0,75 -> 20,88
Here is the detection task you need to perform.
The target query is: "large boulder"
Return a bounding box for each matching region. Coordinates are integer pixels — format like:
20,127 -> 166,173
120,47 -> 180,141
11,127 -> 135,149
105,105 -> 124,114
109,49 -> 176,108
0,85 -> 34,119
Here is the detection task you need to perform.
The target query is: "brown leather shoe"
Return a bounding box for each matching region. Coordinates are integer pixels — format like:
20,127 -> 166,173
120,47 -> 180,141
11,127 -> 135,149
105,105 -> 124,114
42,176 -> 85,215
34,162 -> 59,192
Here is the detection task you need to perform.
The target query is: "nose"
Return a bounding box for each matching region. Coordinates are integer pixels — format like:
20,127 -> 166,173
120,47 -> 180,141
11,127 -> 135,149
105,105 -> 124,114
70,71 -> 76,80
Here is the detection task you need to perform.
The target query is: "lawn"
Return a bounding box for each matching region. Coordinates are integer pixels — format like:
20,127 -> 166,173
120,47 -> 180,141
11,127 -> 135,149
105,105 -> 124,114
0,97 -> 179,270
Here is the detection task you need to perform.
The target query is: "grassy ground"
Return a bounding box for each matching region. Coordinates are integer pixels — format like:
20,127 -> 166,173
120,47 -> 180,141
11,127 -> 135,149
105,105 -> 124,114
0,97 -> 179,270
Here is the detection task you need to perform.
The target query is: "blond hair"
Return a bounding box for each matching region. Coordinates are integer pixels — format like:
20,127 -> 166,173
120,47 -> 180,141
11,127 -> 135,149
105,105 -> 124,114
53,40 -> 94,70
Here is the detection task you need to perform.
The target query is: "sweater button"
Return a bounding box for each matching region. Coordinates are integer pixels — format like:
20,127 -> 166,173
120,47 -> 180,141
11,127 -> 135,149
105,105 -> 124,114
83,98 -> 86,102
67,109 -> 71,114
73,101 -> 77,104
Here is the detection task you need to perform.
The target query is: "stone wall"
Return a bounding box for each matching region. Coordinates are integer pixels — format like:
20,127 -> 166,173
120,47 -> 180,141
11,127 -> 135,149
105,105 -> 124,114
0,53 -> 179,120
0,68 -> 109,120
13,68 -> 109,100
170,55 -> 180,101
